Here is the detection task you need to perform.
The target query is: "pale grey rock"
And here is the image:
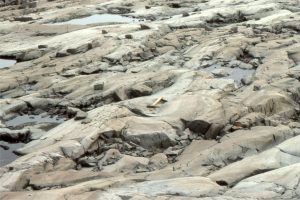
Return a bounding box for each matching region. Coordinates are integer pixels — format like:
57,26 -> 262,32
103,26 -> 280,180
241,75 -> 253,85
98,149 -> 122,169
29,170 -> 106,189
148,126 -> 294,180
74,110 -> 87,120
0,99 -> 28,119
0,170 -> 28,192
233,112 -> 265,129
211,68 -> 231,77
108,65 -> 127,72
101,155 -> 149,174
121,117 -> 178,150
111,177 -> 224,197
61,140 -> 85,159
149,153 -> 168,170
128,84 -> 153,97
0,128 -> 30,141
93,81 -> 104,90
80,62 -> 109,74
227,163 -> 300,199
0,0 -> 299,199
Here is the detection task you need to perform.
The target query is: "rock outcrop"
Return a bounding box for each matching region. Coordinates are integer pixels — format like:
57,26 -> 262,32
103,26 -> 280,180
0,0 -> 300,199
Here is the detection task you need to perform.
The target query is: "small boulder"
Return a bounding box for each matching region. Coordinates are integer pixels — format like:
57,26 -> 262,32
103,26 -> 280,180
182,12 -> 189,17
98,149 -> 122,169
229,26 -> 238,33
211,68 -> 231,77
38,45 -> 48,49
101,154 -> 149,174
241,75 -> 253,85
61,141 -> 85,159
140,24 -> 151,30
125,34 -> 133,39
93,81 -> 104,91
0,128 -> 30,141
74,110 -> 87,120
149,153 -> 168,170
127,84 -> 152,98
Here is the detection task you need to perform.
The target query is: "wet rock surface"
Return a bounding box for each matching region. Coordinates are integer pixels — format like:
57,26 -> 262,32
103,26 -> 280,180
0,0 -> 300,199
0,59 -> 16,69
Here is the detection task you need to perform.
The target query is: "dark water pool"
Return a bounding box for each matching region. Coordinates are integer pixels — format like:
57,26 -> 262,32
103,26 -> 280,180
1,113 -> 66,167
5,114 -> 65,128
0,141 -> 24,167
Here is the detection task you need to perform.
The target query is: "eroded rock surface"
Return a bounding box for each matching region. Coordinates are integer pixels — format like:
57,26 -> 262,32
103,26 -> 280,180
0,0 -> 300,199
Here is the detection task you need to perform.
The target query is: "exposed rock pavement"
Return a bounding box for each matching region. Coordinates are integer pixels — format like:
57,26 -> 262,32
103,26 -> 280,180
0,0 -> 300,199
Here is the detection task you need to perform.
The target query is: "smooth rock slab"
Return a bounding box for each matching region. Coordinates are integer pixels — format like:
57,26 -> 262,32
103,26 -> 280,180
227,163 -> 300,199
29,169 -> 109,189
111,177 -> 224,197
0,170 -> 27,192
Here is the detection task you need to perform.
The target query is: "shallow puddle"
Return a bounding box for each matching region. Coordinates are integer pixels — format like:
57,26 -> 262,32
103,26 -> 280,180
1,113 -> 66,166
203,65 -> 255,84
226,68 -> 255,84
5,113 -> 65,128
0,141 -> 24,167
0,59 -> 16,69
56,14 -> 140,25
